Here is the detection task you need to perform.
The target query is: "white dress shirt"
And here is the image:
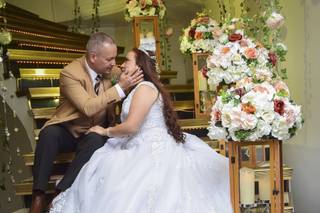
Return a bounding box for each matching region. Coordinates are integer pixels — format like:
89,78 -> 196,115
85,59 -> 126,98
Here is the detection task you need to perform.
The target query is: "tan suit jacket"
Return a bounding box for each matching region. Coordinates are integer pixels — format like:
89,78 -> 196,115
42,56 -> 122,137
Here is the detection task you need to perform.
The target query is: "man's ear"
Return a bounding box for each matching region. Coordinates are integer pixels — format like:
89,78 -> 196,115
88,52 -> 96,63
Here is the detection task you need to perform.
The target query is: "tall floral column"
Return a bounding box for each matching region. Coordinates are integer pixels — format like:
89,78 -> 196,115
206,11 -> 303,212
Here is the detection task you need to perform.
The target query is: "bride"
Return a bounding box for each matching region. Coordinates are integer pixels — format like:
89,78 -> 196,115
50,48 -> 233,213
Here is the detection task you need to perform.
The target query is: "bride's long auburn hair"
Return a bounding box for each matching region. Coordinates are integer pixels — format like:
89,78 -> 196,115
132,48 -> 185,143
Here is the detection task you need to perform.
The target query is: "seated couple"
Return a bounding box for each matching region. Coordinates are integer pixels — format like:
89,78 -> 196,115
29,32 -> 232,213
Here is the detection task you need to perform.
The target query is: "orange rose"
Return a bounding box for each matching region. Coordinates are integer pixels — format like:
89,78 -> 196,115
241,103 -> 256,114
195,31 -> 203,40
221,47 -> 230,54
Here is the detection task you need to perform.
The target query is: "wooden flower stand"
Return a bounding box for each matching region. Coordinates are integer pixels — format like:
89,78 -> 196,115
132,16 -> 161,66
228,139 -> 284,213
191,53 -> 214,118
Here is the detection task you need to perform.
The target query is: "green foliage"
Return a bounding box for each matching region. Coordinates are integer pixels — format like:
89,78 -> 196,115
159,18 -> 172,71
234,129 -> 256,141
276,89 -> 289,97
239,0 -> 288,80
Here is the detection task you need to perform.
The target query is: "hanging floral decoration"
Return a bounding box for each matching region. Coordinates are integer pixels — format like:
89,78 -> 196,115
71,0 -> 82,33
180,12 -> 222,54
0,0 -> 6,9
91,0 -> 100,33
124,0 -> 166,22
0,14 -> 12,46
204,18 -> 287,88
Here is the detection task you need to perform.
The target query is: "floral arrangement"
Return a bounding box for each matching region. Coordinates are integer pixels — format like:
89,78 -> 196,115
180,12 -> 223,54
124,0 -> 166,22
207,77 -> 303,141
204,25 -> 287,87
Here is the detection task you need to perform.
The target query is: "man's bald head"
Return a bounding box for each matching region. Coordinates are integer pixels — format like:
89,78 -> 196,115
86,32 -> 115,56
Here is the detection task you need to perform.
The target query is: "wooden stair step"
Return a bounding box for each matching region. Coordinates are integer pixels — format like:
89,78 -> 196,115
33,117 -> 207,140
8,49 -> 125,64
173,100 -> 194,111
28,87 -> 60,99
201,136 -> 219,148
8,49 -> 83,62
31,107 -> 56,119
2,4 -> 88,40
30,100 -> 194,122
27,85 -> 194,100
159,71 -> 177,80
178,118 -> 209,130
22,152 -> 75,166
14,175 -> 62,195
164,84 -> 193,93
20,68 -> 61,79
20,69 -> 176,80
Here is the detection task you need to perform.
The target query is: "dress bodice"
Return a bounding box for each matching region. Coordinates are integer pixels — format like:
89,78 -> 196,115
121,81 -> 167,132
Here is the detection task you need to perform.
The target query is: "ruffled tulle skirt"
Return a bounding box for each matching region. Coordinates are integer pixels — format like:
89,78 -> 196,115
50,129 -> 233,213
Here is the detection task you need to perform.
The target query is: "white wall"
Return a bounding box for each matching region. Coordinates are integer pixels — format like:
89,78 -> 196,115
281,0 -> 320,212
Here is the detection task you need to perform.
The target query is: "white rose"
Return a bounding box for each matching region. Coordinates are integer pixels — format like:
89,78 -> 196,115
149,7 -> 156,16
127,0 -> 138,9
256,120 -> 272,137
235,29 -> 244,36
207,125 -> 228,140
260,109 -> 275,123
219,34 -> 229,44
271,117 -> 290,140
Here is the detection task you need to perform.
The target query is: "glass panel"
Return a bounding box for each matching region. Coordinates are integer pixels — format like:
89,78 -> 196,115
196,54 -> 216,115
239,144 -> 274,212
138,20 -> 156,59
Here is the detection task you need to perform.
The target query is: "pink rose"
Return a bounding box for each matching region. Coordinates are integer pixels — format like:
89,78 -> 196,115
266,12 -> 284,29
245,48 -> 258,59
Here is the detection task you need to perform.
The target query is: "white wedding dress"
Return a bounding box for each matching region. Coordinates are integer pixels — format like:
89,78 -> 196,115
50,81 -> 233,213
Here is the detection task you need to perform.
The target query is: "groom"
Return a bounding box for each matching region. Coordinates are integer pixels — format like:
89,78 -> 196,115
29,32 -> 143,213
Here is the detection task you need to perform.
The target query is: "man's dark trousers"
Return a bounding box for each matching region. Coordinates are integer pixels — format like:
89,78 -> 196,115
32,124 -> 107,192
